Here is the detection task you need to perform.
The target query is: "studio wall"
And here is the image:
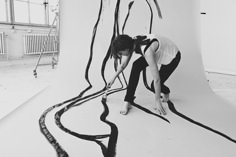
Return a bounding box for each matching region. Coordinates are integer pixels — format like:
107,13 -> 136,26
201,0 -> 236,75
57,0 -> 210,97
0,1 -> 235,157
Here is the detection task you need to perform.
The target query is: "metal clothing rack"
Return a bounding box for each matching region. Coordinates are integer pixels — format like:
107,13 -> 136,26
33,4 -> 60,78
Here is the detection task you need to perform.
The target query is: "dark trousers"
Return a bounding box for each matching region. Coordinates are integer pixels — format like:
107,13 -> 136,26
124,51 -> 181,102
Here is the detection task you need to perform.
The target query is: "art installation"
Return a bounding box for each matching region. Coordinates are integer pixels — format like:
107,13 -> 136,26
0,0 -> 235,157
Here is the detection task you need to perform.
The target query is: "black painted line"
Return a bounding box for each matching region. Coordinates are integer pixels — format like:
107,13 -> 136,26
40,0 -> 166,156
39,93 -> 92,156
39,83 -> 105,156
106,87 -> 126,96
100,0 -> 120,85
105,84 -> 170,123
105,87 -> 170,124
95,140 -> 108,157
55,91 -> 110,140
122,1 -> 134,34
54,87 -> 125,157
121,71 -> 128,87
142,0 -> 163,93
130,101 -> 170,123
39,0 -> 107,153
101,100 -> 118,157
38,1 -> 108,151
168,100 -> 236,144
85,0 -> 103,89
115,0 -> 120,36
153,0 -> 163,18
101,45 -> 112,86
39,0 -> 121,156
71,89 -> 105,108
39,103 -> 70,157
146,0 -> 153,34
120,0 -> 133,87
113,60 -> 125,89
39,92 -> 89,157
39,88 -> 107,156
52,1 -> 122,156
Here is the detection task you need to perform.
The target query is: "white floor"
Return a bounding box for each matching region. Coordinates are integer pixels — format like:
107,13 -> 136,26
1,57 -> 235,120
205,72 -> 236,106
0,56 -> 57,120
1,1 -> 236,156
0,57 -> 236,157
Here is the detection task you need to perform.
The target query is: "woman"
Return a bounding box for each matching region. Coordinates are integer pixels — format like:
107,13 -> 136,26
107,34 -> 181,115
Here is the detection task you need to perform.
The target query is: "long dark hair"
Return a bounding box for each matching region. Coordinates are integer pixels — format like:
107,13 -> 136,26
111,34 -> 134,59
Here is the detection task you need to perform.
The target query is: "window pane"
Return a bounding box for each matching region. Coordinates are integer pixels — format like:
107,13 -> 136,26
14,1 -> 29,23
48,0 -> 59,25
0,0 -> 7,22
29,0 -> 44,3
30,3 -> 45,24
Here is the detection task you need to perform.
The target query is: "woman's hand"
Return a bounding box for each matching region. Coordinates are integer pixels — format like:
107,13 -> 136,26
107,78 -> 115,88
154,99 -> 166,115
107,54 -> 131,89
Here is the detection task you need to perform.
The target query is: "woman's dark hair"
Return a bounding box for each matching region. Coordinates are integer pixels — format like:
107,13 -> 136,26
111,34 -> 134,59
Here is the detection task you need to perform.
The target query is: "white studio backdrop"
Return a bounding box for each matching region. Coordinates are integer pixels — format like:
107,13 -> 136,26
0,0 -> 235,157
201,0 -> 236,75
54,0 -> 236,155
57,0 -> 210,97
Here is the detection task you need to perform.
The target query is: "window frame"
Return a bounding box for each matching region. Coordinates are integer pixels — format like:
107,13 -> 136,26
0,0 -> 58,28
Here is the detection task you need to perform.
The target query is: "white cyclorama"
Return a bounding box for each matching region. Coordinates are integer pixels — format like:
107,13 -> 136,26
0,0 -> 235,157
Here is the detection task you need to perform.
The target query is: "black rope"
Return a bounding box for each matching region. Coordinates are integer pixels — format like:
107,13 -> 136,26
122,1 -> 134,34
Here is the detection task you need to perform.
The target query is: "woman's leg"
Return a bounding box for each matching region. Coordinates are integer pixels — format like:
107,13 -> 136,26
150,51 -> 181,94
159,51 -> 181,94
124,56 -> 148,102
121,56 -> 148,115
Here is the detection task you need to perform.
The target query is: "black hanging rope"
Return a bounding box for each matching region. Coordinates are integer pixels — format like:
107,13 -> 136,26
100,0 -> 121,87
122,1 -> 134,34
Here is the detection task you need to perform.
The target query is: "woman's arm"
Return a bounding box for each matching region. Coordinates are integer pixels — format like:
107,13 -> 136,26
107,54 -> 131,88
144,41 -> 166,115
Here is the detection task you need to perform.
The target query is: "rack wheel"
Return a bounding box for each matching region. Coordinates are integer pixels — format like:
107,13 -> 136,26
33,70 -> 37,78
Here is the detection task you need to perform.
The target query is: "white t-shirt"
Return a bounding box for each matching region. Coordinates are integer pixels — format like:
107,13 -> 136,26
140,34 -> 179,65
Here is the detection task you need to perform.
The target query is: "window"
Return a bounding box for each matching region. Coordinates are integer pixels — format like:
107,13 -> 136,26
14,0 -> 30,23
0,0 -> 8,22
47,0 -> 58,25
0,0 -> 59,26
30,2 -> 45,24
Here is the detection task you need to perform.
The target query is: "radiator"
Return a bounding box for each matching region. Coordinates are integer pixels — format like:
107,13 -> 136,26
23,34 -> 59,55
0,32 -> 6,54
